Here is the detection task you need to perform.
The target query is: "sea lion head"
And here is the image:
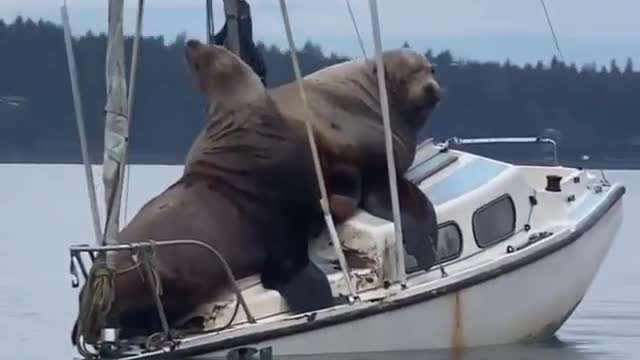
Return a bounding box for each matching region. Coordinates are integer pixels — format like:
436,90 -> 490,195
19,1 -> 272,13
370,48 -> 441,133
184,38 -> 265,110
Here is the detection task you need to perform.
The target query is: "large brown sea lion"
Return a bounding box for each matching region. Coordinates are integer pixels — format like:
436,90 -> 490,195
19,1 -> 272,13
268,49 -> 442,271
72,40 -> 334,343
180,39 -> 333,308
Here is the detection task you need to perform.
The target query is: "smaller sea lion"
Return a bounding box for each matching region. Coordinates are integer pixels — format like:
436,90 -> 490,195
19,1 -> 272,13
269,47 -> 441,177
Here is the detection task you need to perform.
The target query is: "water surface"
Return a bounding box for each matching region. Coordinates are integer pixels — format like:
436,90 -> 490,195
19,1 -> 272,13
0,165 -> 637,360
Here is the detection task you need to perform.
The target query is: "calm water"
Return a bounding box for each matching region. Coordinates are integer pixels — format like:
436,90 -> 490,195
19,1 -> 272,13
0,165 -> 638,360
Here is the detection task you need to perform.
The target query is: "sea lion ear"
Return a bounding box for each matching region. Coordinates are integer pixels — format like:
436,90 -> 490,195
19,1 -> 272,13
192,60 -> 201,72
366,59 -> 377,75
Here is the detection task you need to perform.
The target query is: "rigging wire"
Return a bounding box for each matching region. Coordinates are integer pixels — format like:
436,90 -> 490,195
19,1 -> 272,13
537,1 -> 610,182
121,0 -> 145,226
539,0 -> 565,62
60,2 -> 103,244
344,0 -> 367,58
277,0 -> 360,302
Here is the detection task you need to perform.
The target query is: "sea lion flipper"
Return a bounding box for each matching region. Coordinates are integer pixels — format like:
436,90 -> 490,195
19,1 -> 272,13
270,261 -> 334,313
260,255 -> 333,313
360,173 -> 438,272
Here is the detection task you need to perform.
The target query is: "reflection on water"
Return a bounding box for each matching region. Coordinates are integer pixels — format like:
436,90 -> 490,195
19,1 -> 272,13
259,336 -> 618,360
0,166 -> 637,360
215,337 -> 611,360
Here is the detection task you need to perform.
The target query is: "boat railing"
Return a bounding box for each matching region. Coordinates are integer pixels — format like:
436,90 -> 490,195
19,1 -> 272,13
436,136 -> 560,166
69,238 -> 256,356
435,136 -> 611,185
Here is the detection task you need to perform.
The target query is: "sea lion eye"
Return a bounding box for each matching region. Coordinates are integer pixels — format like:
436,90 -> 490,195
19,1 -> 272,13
193,61 -> 200,72
430,66 -> 436,75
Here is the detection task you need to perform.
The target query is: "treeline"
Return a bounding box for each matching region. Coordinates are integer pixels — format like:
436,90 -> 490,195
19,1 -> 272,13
1,16 -> 639,167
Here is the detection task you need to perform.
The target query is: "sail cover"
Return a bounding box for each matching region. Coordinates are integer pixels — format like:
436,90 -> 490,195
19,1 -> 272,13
102,0 -> 129,245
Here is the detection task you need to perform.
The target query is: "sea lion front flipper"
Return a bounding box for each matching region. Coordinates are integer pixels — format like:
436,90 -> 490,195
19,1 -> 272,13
271,260 -> 334,313
360,172 -> 439,272
260,254 -> 334,314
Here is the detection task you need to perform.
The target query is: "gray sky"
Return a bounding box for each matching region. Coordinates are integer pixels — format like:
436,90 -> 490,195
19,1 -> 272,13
3,0 -> 639,68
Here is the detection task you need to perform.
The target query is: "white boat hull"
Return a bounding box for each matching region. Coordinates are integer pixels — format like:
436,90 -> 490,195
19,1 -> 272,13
73,141 -> 625,360
191,186 -> 624,358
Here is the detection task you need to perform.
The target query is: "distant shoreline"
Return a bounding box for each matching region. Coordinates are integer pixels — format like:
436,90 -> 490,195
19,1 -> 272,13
3,18 -> 639,176
2,154 -> 639,170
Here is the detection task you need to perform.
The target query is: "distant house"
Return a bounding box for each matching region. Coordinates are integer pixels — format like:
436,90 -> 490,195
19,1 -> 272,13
0,96 -> 27,108
0,96 -> 30,135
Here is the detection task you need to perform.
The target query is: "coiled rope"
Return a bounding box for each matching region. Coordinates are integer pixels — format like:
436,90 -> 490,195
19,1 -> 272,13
74,246 -> 162,357
75,259 -> 116,358
72,239 -> 256,357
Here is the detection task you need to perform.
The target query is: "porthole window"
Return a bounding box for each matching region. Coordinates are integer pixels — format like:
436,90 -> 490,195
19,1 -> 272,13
472,194 -> 516,247
435,222 -> 463,264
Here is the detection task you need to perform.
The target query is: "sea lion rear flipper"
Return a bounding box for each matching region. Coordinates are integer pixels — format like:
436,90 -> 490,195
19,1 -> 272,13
325,161 -> 362,224
360,173 -> 439,272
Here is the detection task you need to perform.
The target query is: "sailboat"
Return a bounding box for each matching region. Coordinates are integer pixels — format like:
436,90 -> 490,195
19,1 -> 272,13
61,0 -> 626,359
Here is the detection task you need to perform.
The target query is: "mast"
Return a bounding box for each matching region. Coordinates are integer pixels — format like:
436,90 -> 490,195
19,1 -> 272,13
206,0 -> 215,45
102,0 -> 129,247
222,0 -> 241,55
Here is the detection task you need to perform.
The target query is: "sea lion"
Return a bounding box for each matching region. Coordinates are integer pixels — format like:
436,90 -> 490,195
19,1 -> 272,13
72,39 -> 333,344
268,48 -> 441,271
269,48 -> 440,174
180,39 -> 333,307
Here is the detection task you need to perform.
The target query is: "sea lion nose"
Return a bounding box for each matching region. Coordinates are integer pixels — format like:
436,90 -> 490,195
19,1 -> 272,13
186,39 -> 202,49
424,80 -> 441,104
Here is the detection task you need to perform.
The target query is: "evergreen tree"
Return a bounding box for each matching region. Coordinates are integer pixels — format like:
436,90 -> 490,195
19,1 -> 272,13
624,57 -> 633,74
0,15 -> 637,166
